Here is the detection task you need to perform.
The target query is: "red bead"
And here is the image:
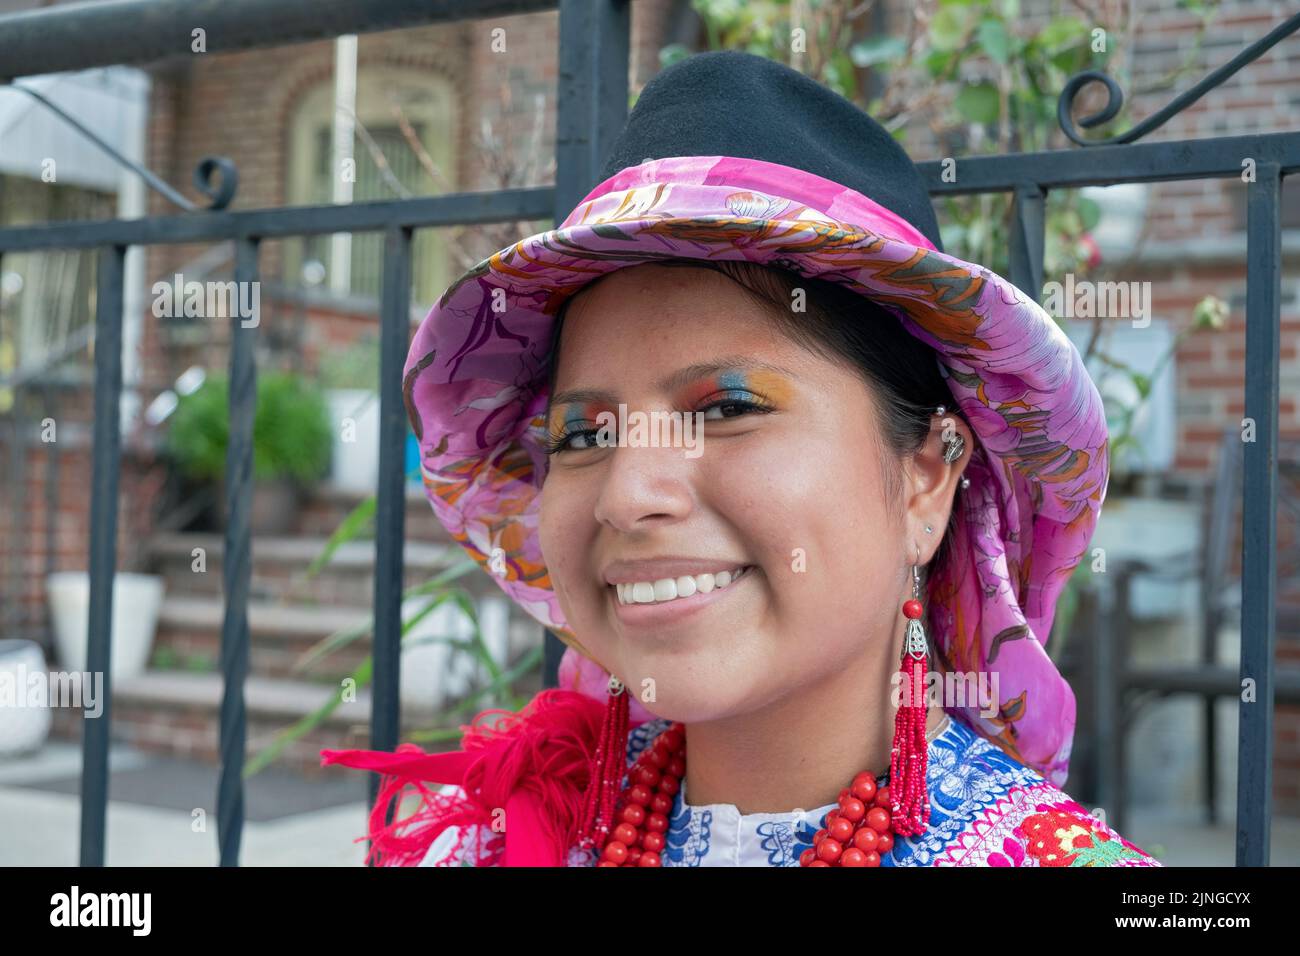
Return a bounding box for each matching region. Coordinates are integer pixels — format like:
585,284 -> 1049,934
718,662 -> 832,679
799,848 -> 817,866
840,848 -> 868,867
866,807 -> 891,833
627,784 -> 652,806
613,823 -> 639,846
816,838 -> 843,864
863,850 -> 881,867
874,785 -> 890,808
807,860 -> 830,867
646,746 -> 670,769
668,757 -> 686,778
634,765 -> 661,789
657,775 -> 680,796
645,812 -> 669,834
903,599 -> 923,619
625,847 -> 643,865
597,861 -> 619,867
641,830 -> 666,853
838,798 -> 866,823
601,840 -> 628,865
852,827 -> 878,852
813,828 -> 828,845
661,730 -> 684,751
838,788 -> 851,802
875,831 -> 894,854
620,804 -> 646,826
637,851 -> 661,867
828,816 -> 855,843
850,773 -> 877,803
650,793 -> 674,815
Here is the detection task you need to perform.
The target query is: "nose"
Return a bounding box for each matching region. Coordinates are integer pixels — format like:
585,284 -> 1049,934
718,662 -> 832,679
591,434 -> 696,535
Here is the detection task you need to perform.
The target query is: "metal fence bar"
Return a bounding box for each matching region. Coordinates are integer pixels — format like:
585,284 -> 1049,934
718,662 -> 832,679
369,226 -> 412,823
919,132 -> 1300,193
0,187 -> 555,253
217,236 -> 260,866
79,243 -> 125,867
544,0 -> 631,689
0,0 -> 559,81
1237,162 -> 1283,867
1,134 -> 1296,255
1008,183 -> 1046,302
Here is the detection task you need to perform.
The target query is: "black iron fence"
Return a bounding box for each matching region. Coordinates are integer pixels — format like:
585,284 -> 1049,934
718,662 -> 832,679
0,0 -> 1294,867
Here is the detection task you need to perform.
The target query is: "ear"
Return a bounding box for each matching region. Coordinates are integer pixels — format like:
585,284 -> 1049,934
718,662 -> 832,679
898,411 -> 972,565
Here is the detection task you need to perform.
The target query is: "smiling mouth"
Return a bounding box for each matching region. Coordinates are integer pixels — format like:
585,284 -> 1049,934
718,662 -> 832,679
612,565 -> 755,606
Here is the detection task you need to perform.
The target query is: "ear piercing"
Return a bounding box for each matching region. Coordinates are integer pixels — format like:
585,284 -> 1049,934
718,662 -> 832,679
932,405 -> 966,465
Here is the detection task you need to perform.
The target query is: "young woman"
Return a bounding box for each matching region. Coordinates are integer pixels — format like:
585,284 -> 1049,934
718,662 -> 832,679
322,49 -> 1161,868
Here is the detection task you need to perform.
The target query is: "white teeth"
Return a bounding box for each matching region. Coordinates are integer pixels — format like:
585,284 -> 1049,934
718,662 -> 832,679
613,566 -> 750,605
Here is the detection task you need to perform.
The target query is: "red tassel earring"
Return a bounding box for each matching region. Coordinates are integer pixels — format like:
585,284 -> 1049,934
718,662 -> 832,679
889,551 -> 932,836
576,675 -> 630,856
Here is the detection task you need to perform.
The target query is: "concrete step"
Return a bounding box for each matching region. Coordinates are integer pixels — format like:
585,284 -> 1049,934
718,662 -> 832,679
152,594 -> 374,682
296,482 -> 447,541
47,670 -> 453,776
146,532 -> 481,610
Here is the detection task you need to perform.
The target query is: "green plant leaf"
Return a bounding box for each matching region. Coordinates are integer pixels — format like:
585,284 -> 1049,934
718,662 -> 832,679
976,19 -> 1011,64
929,6 -> 968,51
954,82 -> 1000,125
1076,195 -> 1102,232
304,494 -> 377,579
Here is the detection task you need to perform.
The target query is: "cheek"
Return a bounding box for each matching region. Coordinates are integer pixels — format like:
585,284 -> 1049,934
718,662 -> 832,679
711,418 -> 898,621
537,480 -> 591,615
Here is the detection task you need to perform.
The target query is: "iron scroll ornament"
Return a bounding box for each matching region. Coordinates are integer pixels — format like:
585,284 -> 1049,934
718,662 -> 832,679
5,81 -> 239,211
1058,9 -> 1300,147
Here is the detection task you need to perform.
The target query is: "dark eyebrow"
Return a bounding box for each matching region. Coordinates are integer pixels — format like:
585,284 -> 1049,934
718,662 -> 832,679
548,356 -> 798,409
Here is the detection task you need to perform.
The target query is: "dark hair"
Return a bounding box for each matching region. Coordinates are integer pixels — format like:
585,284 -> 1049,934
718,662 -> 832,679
543,259 -> 963,576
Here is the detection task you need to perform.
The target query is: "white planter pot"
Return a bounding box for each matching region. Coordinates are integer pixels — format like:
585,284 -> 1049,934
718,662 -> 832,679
0,639 -> 53,757
46,572 -> 165,683
326,388 -> 380,492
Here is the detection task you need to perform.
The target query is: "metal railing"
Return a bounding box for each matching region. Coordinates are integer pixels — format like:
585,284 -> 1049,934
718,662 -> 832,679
0,0 -> 1294,867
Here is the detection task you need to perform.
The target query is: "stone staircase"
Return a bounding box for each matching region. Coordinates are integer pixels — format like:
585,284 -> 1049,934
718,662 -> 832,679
48,483 -> 544,775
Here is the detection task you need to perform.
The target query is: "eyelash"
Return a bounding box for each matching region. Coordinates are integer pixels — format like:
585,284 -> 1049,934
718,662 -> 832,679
541,393 -> 776,455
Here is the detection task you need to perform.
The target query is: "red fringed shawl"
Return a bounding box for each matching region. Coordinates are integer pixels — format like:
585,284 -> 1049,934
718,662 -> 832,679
320,689 -> 612,867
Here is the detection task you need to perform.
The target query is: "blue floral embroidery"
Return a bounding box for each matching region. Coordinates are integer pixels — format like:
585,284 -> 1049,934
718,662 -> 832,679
890,718 -> 1046,866
755,820 -> 799,866
665,790 -> 711,866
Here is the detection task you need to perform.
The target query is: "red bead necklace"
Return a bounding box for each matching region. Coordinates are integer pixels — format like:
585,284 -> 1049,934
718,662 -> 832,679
593,721 -> 902,867
589,586 -> 933,867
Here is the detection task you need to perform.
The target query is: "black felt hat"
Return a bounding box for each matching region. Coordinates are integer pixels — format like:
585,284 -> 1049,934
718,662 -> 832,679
598,49 -> 944,250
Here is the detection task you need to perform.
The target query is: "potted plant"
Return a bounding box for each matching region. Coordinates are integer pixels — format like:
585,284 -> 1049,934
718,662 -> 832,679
167,370 -> 333,534
318,333 -> 381,492
45,572 -> 165,684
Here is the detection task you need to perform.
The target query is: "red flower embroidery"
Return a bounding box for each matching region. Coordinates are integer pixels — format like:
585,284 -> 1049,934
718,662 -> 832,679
1017,807 -> 1148,867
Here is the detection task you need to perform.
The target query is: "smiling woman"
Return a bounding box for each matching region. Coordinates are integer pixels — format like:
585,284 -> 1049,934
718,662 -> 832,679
320,49 -> 1161,867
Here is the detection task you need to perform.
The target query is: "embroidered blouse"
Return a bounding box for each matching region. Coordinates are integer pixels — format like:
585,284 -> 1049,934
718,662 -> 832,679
418,711 -> 1162,867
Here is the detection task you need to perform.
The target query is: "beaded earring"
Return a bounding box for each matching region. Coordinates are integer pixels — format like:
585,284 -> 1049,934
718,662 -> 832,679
889,549 -> 933,836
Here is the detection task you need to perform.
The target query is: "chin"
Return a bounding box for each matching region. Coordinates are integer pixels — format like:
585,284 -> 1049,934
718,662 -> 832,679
618,672 -> 753,726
